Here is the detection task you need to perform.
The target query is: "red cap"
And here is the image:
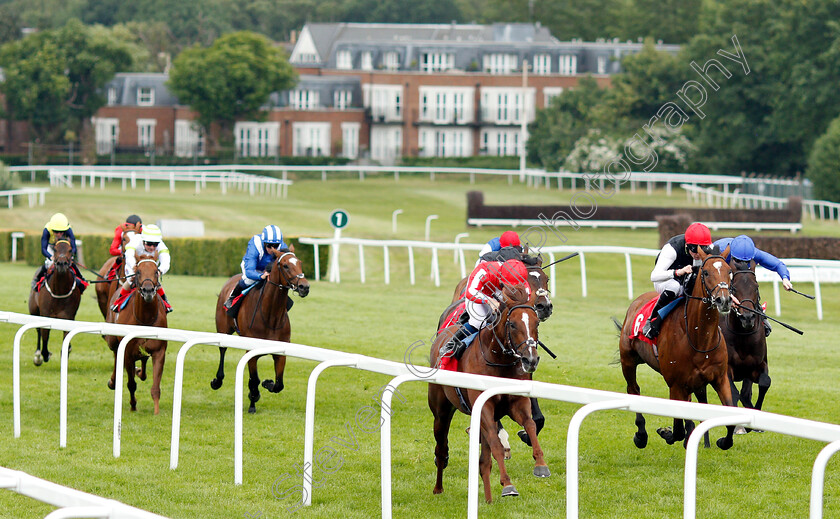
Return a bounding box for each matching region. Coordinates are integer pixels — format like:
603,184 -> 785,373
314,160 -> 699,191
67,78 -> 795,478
499,259 -> 527,286
499,231 -> 520,248
685,223 -> 712,246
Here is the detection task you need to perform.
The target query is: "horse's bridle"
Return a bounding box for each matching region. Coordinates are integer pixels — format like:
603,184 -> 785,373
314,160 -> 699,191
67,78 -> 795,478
480,303 -> 540,368
683,254 -> 730,353
727,269 -> 761,335
265,251 -> 305,293
134,258 -> 161,290
43,240 -> 77,298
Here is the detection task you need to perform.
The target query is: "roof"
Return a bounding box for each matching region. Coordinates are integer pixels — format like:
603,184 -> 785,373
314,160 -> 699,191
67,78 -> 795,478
104,73 -> 180,107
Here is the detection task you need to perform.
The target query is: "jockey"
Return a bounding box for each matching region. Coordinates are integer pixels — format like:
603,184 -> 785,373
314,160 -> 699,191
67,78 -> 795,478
713,234 -> 793,337
440,258 -> 529,359
109,214 -> 142,256
223,225 -> 288,315
32,212 -> 86,290
642,222 -> 713,340
110,224 -> 172,313
475,230 -> 523,265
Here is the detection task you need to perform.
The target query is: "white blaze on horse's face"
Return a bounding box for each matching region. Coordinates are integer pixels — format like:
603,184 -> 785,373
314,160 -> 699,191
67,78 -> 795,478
288,257 -> 299,266
520,312 -> 533,341
713,261 -> 723,275
529,271 -> 540,281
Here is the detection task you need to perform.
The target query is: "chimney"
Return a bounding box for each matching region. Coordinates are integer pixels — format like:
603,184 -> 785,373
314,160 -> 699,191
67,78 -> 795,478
290,30 -> 297,44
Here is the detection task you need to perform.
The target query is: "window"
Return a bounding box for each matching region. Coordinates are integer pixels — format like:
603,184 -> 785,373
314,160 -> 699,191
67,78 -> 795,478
235,122 -> 279,157
107,87 -> 117,106
559,55 -> 577,75
175,120 -> 205,157
370,127 -> 402,161
93,117 -> 119,154
533,54 -> 551,75
341,122 -> 360,159
418,87 -> 474,124
292,122 -> 331,157
290,89 -> 320,110
483,54 -> 517,74
137,119 -> 156,148
420,52 -> 454,72
361,51 -> 373,71
480,87 -> 535,124
419,128 -> 471,157
597,55 -> 607,74
364,84 -> 404,122
543,87 -> 564,107
383,51 -> 400,71
481,129 -> 521,156
336,50 -> 352,70
334,89 -> 352,110
137,87 -> 154,106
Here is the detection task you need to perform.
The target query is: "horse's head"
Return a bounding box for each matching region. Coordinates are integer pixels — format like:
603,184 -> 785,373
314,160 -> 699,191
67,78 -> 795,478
498,283 -> 540,374
269,245 -> 310,298
730,258 -> 759,330
53,240 -> 73,273
134,249 -> 160,303
525,258 -> 552,321
697,246 -> 732,314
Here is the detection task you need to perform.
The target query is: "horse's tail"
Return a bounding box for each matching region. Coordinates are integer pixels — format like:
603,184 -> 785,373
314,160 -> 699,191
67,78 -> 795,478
610,316 -> 623,334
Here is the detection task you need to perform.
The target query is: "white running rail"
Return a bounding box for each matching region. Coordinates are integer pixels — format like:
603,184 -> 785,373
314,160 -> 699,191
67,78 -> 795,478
2,311 -> 840,519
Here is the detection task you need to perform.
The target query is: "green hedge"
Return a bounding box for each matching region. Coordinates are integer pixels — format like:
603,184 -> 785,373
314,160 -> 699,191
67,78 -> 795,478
2,231 -> 328,279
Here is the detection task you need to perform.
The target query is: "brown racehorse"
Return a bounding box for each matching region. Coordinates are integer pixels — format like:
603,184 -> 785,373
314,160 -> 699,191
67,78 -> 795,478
104,249 -> 168,414
96,230 -> 135,319
429,284 -> 549,503
721,260 -> 771,416
618,246 -> 738,450
28,240 -> 83,366
212,246 -> 310,414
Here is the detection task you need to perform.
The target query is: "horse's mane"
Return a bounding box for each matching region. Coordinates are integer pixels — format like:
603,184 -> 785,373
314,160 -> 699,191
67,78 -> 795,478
501,283 -> 530,306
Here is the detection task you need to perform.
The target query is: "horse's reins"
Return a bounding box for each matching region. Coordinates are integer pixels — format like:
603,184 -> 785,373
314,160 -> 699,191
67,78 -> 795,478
479,304 -> 545,367
682,255 -> 730,354
251,251 -> 302,330
43,241 -> 78,298
725,269 -> 761,336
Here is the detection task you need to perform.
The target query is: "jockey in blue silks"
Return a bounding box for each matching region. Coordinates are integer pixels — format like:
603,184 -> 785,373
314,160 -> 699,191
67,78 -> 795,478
713,234 -> 793,337
223,225 -> 288,314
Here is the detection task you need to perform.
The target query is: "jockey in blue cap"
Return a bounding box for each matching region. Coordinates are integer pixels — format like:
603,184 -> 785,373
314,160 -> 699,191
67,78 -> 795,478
223,225 -> 288,315
713,234 -> 793,336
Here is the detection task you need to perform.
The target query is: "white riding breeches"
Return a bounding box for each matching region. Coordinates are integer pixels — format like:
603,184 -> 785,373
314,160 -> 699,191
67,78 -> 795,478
654,278 -> 683,296
44,245 -> 55,268
465,299 -> 498,330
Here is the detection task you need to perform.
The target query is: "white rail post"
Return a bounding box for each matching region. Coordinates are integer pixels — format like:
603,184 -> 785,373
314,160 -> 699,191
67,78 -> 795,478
810,439 -> 840,519
408,246 -> 415,285
624,253 -> 633,300
170,337 -> 220,470
14,321 -> 51,437
380,373 -> 424,519
772,279 -> 781,316
425,215 -> 439,241
358,244 -> 366,283
430,247 -> 440,287
391,209 -> 403,234
60,325 -> 102,448
579,251 -> 587,298
454,233 -> 469,263
813,266 -> 823,321
566,400 -> 630,519
547,252 -> 557,295
312,244 -> 320,282
383,245 -> 390,285
113,331 -> 146,458
684,415 -> 751,519
302,358 -> 357,505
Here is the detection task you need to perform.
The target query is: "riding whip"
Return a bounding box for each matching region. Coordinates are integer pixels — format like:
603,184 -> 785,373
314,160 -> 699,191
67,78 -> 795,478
733,302 -> 804,335
541,252 -> 579,269
789,288 -> 816,300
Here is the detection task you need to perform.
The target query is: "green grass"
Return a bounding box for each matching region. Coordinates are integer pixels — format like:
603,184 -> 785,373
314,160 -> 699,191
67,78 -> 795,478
1,177 -> 839,518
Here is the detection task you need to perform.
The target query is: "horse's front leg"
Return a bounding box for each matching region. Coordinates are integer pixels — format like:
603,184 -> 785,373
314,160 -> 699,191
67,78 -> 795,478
657,386 -> 689,445
247,357 -> 261,414
150,342 -> 166,415
126,357 -> 138,412
621,359 -> 648,448
754,371 -> 771,411
692,388 -> 711,448
41,329 -> 52,363
479,405 -> 516,501
210,347 -> 227,390
509,398 -> 550,477
711,373 -> 738,450
261,354 -> 286,393
33,329 -> 44,366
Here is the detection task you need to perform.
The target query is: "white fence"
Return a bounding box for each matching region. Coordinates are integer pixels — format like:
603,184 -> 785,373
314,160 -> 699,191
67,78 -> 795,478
466,216 -> 803,233
3,311 -> 840,519
0,187 -> 49,209
683,183 -> 840,223
0,466 -> 169,519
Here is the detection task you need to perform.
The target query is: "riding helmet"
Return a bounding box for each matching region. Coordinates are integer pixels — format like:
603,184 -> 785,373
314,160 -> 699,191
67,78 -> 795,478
684,222 -> 712,246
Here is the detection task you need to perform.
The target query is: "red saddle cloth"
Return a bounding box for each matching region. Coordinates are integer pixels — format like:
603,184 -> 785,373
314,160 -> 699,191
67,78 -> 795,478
437,302 -> 468,372
629,295 -> 659,347
106,260 -> 121,281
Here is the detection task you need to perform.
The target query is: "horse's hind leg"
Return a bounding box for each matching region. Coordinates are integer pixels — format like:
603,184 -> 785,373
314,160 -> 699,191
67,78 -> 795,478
478,406 -> 516,500
210,347 -> 227,390
137,355 -> 149,381
33,329 -> 44,366
126,360 -> 138,412
261,354 -> 286,393
621,358 -> 647,448
754,372 -> 771,411
150,345 -> 166,415
247,358 -> 260,414
429,385 -> 455,495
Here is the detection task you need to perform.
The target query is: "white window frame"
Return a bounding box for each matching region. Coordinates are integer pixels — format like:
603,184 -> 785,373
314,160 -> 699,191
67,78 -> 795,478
341,122 -> 360,159
361,51 -> 373,71
137,87 -> 154,106
336,50 -> 353,70
418,86 -> 474,124
480,87 -> 536,124
559,55 -> 577,76
418,128 -> 472,157
597,55 -> 607,75
543,87 -> 564,107
291,89 -> 320,110
383,51 -> 400,71
292,122 -> 331,157
93,117 -> 119,155
137,118 -> 156,148
420,52 -> 454,72
370,126 -> 402,161
334,89 -> 352,110
175,120 -> 205,158
107,87 -> 117,106
483,53 -> 518,74
533,54 -> 551,75
363,84 -> 404,122
235,122 -> 279,157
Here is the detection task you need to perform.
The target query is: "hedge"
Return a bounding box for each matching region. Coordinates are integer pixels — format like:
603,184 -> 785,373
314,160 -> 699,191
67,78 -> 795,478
467,191 -> 803,224
0,231 -> 328,279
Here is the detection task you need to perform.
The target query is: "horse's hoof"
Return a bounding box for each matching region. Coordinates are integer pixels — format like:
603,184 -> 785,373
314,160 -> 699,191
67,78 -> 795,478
657,427 -> 676,445
209,378 -> 223,390
33,351 -> 43,367
716,437 -> 733,450
504,448 -> 511,460
633,432 -> 648,449
248,405 -> 256,414
433,487 -> 443,495
517,429 -> 533,446
43,351 -> 51,363
533,465 -> 551,478
107,379 -> 115,391
262,379 -> 283,393
734,425 -> 748,435
501,485 -> 519,497
136,367 -> 146,381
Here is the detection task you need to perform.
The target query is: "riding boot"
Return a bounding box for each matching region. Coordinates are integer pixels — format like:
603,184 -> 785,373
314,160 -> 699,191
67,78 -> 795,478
286,297 -> 294,311
157,286 -> 173,313
642,290 -> 678,340
764,319 -> 771,337
110,286 -> 132,312
224,281 -> 247,317
71,263 -> 88,293
441,323 -> 477,360
31,265 -> 47,290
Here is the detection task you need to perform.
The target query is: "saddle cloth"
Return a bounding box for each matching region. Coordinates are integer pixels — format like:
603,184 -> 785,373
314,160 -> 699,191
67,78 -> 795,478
112,288 -> 137,311
629,296 -> 659,347
437,329 -> 479,372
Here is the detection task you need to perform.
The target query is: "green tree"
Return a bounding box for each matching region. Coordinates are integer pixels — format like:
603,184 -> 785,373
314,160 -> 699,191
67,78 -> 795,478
616,0 -> 702,43
807,116 -> 840,203
342,0 -> 462,23
167,31 -> 297,148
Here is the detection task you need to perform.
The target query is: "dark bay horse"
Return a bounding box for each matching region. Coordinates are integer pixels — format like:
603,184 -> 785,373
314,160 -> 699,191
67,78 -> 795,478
28,240 -> 83,366
721,260 -> 770,416
96,230 -> 135,319
212,247 -> 310,414
429,284 -> 549,503
105,250 -> 168,414
618,247 -> 738,450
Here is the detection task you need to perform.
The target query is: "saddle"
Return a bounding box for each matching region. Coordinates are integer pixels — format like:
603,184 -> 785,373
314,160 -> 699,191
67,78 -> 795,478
111,288 -> 137,311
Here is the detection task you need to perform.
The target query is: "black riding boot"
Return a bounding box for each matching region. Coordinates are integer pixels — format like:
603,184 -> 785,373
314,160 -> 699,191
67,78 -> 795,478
224,281 -> 246,317
642,290 -> 678,340
442,323 -> 478,359
31,265 -> 47,289
764,319 -> 771,337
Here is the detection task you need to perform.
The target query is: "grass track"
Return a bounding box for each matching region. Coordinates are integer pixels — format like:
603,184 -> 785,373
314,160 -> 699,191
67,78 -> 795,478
0,177 -> 839,518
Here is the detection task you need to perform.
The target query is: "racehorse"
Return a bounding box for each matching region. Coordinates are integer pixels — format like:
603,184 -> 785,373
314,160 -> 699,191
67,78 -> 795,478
96,230 -> 135,319
212,246 -> 310,414
28,239 -> 83,366
104,249 -> 168,414
429,283 -> 549,503
618,246 -> 738,450
721,259 -> 770,415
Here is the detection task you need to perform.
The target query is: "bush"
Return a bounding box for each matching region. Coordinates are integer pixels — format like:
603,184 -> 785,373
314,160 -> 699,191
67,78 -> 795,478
807,115 -> 840,203
0,161 -> 19,190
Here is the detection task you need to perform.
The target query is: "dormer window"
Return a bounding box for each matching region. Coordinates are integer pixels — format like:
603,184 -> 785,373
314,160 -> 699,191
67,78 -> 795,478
336,50 -> 352,70
137,87 -> 154,106
107,87 -> 117,106
361,51 -> 373,71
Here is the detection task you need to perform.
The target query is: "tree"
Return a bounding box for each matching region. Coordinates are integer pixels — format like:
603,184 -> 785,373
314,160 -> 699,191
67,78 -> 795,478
807,116 -> 840,203
167,31 -> 297,148
342,0 -> 462,23
616,0 -> 702,43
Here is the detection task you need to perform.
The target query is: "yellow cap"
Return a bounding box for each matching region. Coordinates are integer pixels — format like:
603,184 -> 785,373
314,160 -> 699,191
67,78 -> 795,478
47,213 -> 70,231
